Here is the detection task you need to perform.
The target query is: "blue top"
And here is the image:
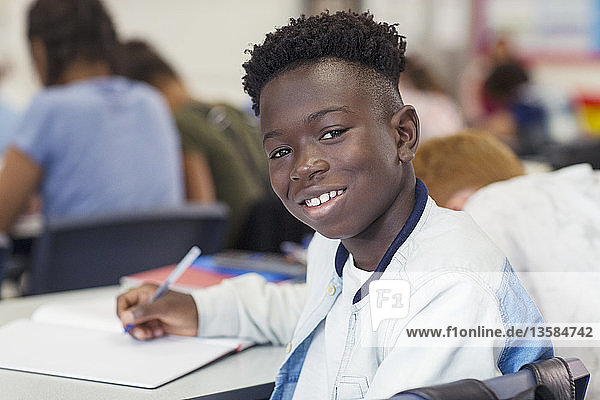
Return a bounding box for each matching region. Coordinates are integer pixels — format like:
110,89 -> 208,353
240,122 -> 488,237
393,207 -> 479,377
11,76 -> 184,218
0,97 -> 18,153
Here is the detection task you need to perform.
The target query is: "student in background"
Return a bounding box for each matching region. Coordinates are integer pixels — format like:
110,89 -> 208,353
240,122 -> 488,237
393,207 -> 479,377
413,131 -> 600,398
413,131 -> 525,210
481,62 -> 549,156
412,131 -> 600,272
399,56 -> 463,142
0,0 -> 184,295
118,40 -> 312,250
117,11 -> 551,399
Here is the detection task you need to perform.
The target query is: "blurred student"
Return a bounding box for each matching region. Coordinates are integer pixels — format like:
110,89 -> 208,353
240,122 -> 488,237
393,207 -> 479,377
118,40 -> 312,250
458,35 -> 518,128
0,0 -> 184,294
413,131 -> 600,397
412,132 -> 600,273
117,11 -> 551,399
399,56 -> 463,142
481,62 -> 549,156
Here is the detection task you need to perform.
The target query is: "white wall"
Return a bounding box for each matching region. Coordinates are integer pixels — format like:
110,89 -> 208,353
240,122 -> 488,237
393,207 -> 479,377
0,0 -> 36,110
105,0 -> 301,108
2,0 -> 599,115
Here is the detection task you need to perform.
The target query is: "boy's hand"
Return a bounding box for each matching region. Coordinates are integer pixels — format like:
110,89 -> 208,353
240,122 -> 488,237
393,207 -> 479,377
116,283 -> 199,340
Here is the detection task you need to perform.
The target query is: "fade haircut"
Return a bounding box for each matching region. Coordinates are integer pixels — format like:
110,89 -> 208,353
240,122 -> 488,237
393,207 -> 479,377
413,131 -> 525,206
242,11 -> 407,116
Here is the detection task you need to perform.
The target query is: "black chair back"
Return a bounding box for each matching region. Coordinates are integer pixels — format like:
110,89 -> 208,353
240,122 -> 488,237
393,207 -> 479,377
27,203 -> 229,295
391,357 -> 589,400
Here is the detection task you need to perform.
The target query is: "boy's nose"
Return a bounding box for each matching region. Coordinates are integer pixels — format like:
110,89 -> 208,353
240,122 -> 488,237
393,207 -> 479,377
290,157 -> 329,181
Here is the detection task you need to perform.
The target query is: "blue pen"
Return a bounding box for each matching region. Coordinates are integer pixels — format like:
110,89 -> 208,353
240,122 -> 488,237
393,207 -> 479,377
124,246 -> 202,333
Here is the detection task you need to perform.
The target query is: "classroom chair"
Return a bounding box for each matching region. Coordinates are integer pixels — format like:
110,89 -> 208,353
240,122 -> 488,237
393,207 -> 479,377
390,357 -> 589,400
544,139 -> 600,170
25,203 -> 229,295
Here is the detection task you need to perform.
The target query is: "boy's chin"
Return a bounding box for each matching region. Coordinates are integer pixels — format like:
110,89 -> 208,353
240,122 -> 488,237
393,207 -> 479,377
313,225 -> 361,241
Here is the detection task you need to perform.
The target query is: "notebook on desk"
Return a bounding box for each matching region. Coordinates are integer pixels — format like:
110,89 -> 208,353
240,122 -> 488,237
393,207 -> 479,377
0,296 -> 253,388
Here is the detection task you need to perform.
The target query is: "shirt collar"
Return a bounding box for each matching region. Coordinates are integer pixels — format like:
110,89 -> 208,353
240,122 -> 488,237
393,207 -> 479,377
334,178 -> 429,304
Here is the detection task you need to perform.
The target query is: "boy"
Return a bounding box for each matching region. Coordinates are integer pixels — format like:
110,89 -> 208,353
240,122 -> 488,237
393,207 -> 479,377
117,11 -> 552,399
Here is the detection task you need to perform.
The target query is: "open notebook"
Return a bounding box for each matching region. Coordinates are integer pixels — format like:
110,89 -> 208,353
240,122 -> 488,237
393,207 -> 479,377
0,296 -> 253,388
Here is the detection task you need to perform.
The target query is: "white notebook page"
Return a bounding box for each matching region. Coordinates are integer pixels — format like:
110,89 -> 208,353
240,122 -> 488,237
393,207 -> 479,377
0,296 -> 252,388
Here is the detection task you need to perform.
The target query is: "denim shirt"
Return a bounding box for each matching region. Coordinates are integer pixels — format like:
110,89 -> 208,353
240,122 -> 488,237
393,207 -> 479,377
271,180 -> 553,400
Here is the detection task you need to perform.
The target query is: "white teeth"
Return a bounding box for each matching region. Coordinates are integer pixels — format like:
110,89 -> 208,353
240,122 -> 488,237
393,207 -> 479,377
305,189 -> 344,207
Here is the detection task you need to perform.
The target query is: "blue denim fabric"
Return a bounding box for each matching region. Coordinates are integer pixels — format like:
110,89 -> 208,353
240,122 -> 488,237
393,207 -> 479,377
496,261 -> 554,373
270,329 -> 318,400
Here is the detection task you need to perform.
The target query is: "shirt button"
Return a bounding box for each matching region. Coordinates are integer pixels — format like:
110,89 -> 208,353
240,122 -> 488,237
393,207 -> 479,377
327,284 -> 336,296
285,342 -> 292,353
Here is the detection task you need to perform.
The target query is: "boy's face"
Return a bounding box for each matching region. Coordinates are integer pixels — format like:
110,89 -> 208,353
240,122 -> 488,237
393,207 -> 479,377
260,60 -> 418,240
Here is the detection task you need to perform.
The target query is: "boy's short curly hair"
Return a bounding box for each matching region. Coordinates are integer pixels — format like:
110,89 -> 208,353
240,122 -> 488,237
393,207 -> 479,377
242,11 -> 407,116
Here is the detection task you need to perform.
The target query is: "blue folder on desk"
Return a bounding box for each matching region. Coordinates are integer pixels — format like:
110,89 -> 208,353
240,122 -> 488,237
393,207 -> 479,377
191,251 -> 306,283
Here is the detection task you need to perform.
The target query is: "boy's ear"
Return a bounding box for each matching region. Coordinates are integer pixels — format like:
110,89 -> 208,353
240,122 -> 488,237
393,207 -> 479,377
391,105 -> 420,163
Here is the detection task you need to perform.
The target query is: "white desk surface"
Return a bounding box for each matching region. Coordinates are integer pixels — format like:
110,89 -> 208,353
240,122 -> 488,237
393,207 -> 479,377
0,286 -> 286,399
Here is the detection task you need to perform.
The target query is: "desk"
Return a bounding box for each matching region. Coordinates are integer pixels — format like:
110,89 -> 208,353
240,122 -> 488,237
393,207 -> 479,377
0,286 -> 285,400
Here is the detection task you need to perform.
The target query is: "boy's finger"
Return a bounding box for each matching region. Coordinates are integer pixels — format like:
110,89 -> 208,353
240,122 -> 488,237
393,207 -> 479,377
129,320 -> 164,340
130,324 -> 153,340
125,300 -> 167,326
116,289 -> 141,315
116,284 -> 158,316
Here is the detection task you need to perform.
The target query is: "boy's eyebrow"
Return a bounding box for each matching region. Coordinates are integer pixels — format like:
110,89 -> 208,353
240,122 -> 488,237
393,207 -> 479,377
305,106 -> 352,123
262,106 -> 352,144
263,129 -> 283,144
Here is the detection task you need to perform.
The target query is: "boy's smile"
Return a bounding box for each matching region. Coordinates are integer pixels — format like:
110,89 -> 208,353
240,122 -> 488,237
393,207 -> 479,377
260,60 -> 419,258
299,188 -> 346,219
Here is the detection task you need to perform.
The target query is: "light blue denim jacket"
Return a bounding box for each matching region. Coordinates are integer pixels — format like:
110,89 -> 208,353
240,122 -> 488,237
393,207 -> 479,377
270,180 -> 552,399
193,180 -> 552,399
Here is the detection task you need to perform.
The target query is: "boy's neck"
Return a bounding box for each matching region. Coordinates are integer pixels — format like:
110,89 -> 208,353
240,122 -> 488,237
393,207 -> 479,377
342,175 -> 417,272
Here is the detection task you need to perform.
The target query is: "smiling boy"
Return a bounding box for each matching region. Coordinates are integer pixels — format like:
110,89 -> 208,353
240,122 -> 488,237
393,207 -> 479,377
117,11 -> 552,399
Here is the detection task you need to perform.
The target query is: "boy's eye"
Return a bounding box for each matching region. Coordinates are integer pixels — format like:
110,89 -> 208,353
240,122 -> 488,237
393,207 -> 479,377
321,128 -> 347,140
269,147 -> 291,159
